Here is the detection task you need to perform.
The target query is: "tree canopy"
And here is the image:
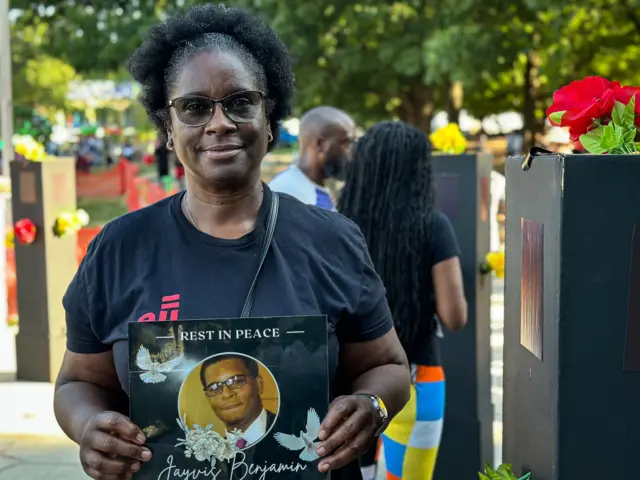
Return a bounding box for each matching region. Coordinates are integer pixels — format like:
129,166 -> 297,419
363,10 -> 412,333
9,0 -> 640,137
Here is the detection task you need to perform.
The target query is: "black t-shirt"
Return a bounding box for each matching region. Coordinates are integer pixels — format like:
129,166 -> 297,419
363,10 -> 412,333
63,186 -> 393,480
402,210 -> 461,366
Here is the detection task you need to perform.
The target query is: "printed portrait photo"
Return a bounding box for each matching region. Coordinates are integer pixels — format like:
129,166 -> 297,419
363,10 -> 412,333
178,353 -> 280,450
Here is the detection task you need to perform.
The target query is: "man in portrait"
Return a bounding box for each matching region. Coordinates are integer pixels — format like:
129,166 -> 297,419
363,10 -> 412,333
200,355 -> 276,448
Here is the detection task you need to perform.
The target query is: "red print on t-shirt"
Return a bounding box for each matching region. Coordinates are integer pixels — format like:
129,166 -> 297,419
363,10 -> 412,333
137,294 -> 180,322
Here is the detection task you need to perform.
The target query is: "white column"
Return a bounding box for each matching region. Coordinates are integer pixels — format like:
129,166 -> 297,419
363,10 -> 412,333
0,0 -> 15,169
0,0 -> 14,375
0,194 -> 13,375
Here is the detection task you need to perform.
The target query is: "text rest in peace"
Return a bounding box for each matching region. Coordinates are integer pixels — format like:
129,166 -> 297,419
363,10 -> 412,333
180,328 -> 280,341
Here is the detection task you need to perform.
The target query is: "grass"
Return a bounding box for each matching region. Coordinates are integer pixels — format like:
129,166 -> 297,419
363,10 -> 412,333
77,197 -> 128,226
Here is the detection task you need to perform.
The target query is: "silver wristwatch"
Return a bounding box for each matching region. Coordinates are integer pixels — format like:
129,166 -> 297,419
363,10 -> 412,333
356,393 -> 389,437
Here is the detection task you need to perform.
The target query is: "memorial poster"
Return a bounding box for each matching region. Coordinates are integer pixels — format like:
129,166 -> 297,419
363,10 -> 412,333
128,316 -> 329,479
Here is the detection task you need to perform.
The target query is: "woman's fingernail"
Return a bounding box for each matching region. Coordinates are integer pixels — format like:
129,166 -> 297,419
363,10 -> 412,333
141,449 -> 152,461
316,446 -> 325,456
131,462 -> 141,472
136,434 -> 146,444
318,429 -> 326,440
319,462 -> 330,472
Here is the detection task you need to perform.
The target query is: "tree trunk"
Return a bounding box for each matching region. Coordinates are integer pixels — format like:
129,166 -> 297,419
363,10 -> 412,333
522,42 -> 542,152
397,84 -> 434,134
447,80 -> 464,125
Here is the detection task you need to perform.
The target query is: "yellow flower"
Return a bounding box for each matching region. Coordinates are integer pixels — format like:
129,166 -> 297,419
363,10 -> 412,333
4,230 -> 14,249
430,123 -> 467,154
15,143 -> 28,157
53,209 -> 90,237
54,212 -> 80,236
13,135 -> 47,162
485,251 -> 505,278
0,177 -> 11,194
73,209 -> 90,227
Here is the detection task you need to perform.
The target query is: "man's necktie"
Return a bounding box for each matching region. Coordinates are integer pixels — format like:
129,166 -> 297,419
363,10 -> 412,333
236,438 -> 248,448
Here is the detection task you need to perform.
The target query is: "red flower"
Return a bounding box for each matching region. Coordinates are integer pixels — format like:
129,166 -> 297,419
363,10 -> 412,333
568,128 -> 584,151
613,85 -> 640,126
547,76 -> 619,136
14,219 -> 37,245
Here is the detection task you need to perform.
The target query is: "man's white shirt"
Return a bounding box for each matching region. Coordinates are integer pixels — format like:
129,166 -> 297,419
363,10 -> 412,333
226,408 -> 268,447
269,165 -> 335,211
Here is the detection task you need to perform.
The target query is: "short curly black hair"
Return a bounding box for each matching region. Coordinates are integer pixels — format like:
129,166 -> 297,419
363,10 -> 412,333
128,4 -> 294,151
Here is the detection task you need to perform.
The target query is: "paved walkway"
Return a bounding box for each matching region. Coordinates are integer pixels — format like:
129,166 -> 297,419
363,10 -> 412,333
0,436 -> 84,479
0,381 -> 86,478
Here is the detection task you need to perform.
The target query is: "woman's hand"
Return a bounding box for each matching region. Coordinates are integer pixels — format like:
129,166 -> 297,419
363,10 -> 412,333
315,395 -> 382,473
79,411 -> 152,479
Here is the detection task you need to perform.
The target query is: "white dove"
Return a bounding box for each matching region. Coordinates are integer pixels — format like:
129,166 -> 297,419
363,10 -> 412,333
273,408 -> 322,462
136,346 -> 184,384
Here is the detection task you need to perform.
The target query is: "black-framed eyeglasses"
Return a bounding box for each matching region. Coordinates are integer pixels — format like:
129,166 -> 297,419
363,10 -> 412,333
167,91 -> 266,127
203,374 -> 248,397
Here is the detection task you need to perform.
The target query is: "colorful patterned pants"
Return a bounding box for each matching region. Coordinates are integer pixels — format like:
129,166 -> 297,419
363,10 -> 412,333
382,365 -> 445,480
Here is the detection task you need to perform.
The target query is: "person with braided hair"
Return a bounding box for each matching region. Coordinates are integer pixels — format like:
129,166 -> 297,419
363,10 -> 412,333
54,5 -> 410,480
339,121 -> 467,480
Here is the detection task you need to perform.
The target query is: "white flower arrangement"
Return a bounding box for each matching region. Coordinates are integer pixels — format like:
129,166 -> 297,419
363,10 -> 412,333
176,413 -> 243,467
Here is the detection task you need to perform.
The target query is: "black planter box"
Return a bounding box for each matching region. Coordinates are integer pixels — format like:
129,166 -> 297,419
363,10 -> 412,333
431,154 -> 493,479
504,153 -> 640,479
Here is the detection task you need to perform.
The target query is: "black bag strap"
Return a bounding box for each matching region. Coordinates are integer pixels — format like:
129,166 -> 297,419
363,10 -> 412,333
240,192 -> 279,318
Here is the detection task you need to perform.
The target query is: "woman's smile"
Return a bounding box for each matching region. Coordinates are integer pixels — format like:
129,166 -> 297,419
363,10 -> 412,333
201,146 -> 243,162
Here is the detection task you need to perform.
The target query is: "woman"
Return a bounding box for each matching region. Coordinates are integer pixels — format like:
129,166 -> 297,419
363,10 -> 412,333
53,6 -> 410,480
339,121 -> 467,480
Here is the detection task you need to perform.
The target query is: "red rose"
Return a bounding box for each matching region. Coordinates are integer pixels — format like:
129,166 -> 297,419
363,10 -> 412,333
567,128 -> 583,150
547,76 -> 619,136
613,85 -> 640,126
14,218 -> 37,245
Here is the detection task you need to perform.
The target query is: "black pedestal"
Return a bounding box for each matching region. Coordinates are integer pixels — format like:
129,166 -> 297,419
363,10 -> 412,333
11,159 -> 77,382
432,154 -> 493,479
504,153 -> 640,479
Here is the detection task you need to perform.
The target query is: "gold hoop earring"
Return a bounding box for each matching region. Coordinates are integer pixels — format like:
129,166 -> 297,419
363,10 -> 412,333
167,139 -> 174,150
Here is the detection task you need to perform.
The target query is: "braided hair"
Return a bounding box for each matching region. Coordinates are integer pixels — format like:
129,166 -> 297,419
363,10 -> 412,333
338,121 -> 435,353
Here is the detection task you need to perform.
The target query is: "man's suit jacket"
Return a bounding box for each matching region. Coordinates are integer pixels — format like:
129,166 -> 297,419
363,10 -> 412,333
265,410 -> 276,433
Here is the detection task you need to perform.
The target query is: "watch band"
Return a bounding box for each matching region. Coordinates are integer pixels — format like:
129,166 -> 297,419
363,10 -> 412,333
356,393 -> 388,437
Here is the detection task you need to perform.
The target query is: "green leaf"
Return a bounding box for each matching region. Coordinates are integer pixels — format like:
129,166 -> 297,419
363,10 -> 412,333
481,463 -> 526,480
600,123 -> 617,150
548,111 -> 565,124
614,123 -> 625,143
589,125 -> 606,137
612,101 -> 626,126
622,127 -> 637,145
496,464 -> 513,477
623,95 -> 636,127
579,133 -> 607,153
486,471 -> 503,480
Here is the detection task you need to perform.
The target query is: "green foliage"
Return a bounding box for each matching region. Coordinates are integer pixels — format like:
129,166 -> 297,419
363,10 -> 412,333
9,0 -> 640,134
11,21 -> 76,114
579,95 -> 638,154
479,462 -> 532,480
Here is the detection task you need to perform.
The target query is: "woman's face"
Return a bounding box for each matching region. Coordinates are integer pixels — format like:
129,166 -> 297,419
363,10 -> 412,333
167,50 -> 271,189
